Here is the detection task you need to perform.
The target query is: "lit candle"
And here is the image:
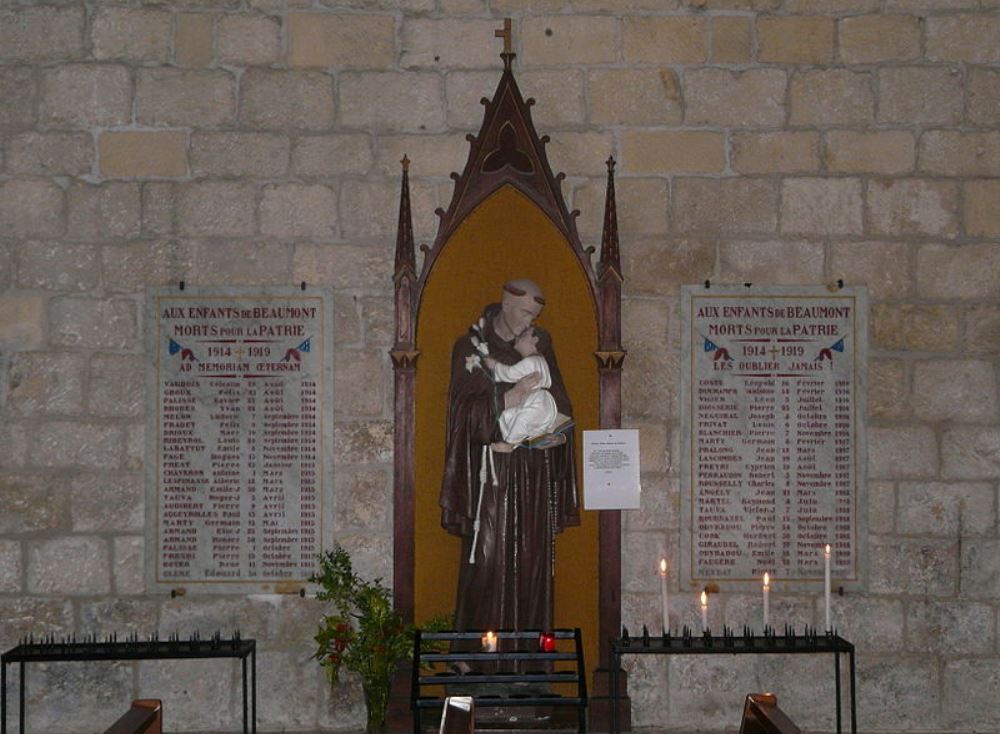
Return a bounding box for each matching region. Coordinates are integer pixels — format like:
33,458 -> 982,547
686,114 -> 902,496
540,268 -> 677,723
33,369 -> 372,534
482,631 -> 497,652
700,590 -> 709,632
659,558 -> 670,633
762,572 -> 770,629
824,544 -> 832,631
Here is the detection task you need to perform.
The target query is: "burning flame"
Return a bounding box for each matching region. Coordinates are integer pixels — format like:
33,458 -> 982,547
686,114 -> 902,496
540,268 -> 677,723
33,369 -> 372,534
659,558 -> 667,575
700,590 -> 708,607
763,572 -> 770,588
824,543 -> 831,556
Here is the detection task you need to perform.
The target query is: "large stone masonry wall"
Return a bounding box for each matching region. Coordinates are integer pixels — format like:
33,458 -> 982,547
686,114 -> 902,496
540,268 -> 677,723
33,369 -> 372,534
0,1 -> 997,732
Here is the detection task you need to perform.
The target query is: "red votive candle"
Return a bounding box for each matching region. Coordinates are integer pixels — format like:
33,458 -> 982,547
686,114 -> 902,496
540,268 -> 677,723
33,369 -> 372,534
538,632 -> 556,652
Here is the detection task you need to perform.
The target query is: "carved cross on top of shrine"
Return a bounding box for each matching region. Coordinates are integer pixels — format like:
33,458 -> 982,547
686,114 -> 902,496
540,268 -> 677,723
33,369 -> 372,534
495,17 -> 514,67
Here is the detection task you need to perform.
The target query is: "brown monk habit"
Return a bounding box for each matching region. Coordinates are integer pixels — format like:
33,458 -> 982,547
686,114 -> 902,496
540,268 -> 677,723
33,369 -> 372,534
440,303 -> 581,638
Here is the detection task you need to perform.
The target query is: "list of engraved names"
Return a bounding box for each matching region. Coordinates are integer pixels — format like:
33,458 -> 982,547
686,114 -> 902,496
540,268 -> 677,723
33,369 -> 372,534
150,290 -> 332,588
681,288 -> 866,586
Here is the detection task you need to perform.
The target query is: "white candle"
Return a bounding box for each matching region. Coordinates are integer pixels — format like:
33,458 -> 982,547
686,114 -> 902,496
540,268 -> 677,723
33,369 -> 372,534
824,544 -> 832,631
700,590 -> 709,632
659,558 -> 670,633
482,630 -> 497,652
762,572 -> 770,629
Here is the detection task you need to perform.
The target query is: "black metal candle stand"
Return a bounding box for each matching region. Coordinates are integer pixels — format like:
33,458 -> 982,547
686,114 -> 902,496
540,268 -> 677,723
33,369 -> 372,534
609,624 -> 855,734
2,631 -> 256,734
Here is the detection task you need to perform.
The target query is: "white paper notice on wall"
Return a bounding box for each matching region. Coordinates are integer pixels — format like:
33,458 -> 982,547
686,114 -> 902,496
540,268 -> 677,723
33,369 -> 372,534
583,429 -> 641,510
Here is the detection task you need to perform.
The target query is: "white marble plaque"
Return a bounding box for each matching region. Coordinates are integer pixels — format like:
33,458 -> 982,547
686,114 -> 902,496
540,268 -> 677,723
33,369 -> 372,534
680,286 -> 867,591
145,286 -> 334,593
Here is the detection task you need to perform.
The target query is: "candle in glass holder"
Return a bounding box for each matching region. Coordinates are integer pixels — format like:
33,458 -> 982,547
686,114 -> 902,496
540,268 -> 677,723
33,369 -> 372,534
700,590 -> 709,632
824,544 -> 832,631
538,631 -> 556,653
659,558 -> 670,633
763,572 -> 770,629
482,631 -> 497,653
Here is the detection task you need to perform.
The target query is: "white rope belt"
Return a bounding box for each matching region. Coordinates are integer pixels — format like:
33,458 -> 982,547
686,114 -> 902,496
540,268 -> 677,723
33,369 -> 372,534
468,444 -> 497,564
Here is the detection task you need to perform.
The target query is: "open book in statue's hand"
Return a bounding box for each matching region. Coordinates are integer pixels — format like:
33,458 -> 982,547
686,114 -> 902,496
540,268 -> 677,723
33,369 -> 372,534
520,413 -> 574,450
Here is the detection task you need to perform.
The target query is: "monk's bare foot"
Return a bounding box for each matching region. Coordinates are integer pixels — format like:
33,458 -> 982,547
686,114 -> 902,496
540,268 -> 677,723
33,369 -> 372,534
490,441 -> 515,453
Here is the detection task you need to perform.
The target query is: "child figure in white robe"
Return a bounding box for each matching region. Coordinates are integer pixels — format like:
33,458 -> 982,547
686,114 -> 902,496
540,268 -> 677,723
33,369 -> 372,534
484,328 -> 560,453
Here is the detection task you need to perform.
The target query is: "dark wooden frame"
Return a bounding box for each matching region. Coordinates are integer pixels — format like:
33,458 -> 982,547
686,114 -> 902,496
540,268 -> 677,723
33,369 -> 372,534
391,51 -> 625,669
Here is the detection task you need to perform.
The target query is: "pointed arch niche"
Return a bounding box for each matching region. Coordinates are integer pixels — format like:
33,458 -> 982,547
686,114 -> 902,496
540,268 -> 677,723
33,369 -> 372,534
391,56 -> 626,678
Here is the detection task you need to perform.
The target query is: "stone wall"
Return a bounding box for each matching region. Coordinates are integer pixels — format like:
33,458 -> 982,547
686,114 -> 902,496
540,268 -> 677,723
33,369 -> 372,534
0,0 -> 997,732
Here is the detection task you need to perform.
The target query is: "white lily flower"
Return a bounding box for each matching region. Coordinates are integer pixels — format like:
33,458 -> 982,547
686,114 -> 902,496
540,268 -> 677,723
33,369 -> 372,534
465,354 -> 481,373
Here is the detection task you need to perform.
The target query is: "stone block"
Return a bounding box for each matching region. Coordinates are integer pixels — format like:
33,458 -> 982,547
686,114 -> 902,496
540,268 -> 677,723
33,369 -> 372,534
0,294 -> 45,350
878,67 -> 964,125
964,305 -> 999,356
333,419 -> 392,464
522,16 -> 618,65
684,68 -> 786,127
175,14 -> 213,67
125,422 -> 144,472
177,182 -> 256,237
373,133 -> 473,178
824,131 -> 914,174
114,536 -> 145,595
102,240 -> 193,293
857,657 -> 941,732
711,16 -> 751,63
8,132 -> 93,176
191,241 -> 292,285
868,178 -> 959,238
287,13 -> 394,69
899,481 -> 995,537
623,16 -> 708,63
136,69 -> 236,127
293,243 -> 393,291
573,177 -> 668,238
261,183 -> 338,239
138,659 -> 236,731
334,294 -> 362,346
668,655 -> 759,732
622,343 -> 676,420
868,357 -> 909,421
908,600 -> 995,655
873,304 -> 959,352
625,655 -> 670,728
141,183 -> 176,236
0,6 -> 85,62
41,64 -> 131,128
0,599 -> 74,651
869,426 -> 938,480
919,131 -> 1000,176
914,359 -> 998,422
16,242 -> 100,292
67,182 -> 141,240
927,14 -> 1000,64
789,69 -> 873,125
781,177 -> 863,235
943,659 -> 1000,732
519,69 -> 588,128
0,474 -> 66,533
757,16 -> 834,64
0,180 -> 64,238
624,237 -> 714,296
91,7 -> 171,62
401,18 -> 502,69
919,243 -> 1000,301
868,480 -> 895,534
217,14 -> 281,65
159,598 -> 264,639
0,67 -> 37,131
965,180 -> 1000,237
99,131 -> 187,179
827,596 -> 904,653
869,536 -> 957,596
838,14 -> 920,63
719,239 -> 824,284
942,427 -> 1000,479
27,536 -> 110,595
959,539 -> 1000,600
80,598 -> 158,635
0,540 -> 20,593
360,295 -> 393,348
292,134 -> 372,176
51,297 -> 137,350
443,71 -> 499,128
26,661 -> 134,733
334,350 -> 385,417
334,466 -> 390,533
339,179 -> 436,239
190,132 -> 289,178
7,351 -> 85,416
588,68 -> 683,126
731,132 -> 819,174
672,178 -> 777,234
621,131 -> 725,175
830,241 -> 911,300
89,353 -> 144,417
256,652 -> 322,730
30,421 -> 123,470
968,69 -> 1000,127
336,532 -> 392,587
340,72 -> 443,133
70,473 -> 143,533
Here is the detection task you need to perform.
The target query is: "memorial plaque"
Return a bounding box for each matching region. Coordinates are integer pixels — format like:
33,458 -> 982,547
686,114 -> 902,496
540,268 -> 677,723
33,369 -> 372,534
680,286 -> 867,590
145,286 -> 334,593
